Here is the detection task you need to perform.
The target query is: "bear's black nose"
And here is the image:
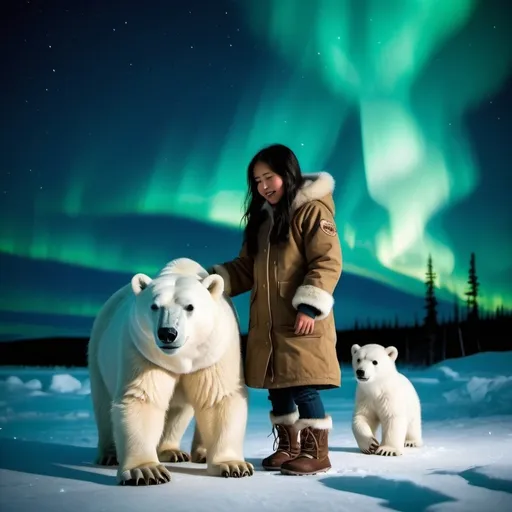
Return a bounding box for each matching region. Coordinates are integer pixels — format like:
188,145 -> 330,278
158,327 -> 178,344
356,369 -> 365,378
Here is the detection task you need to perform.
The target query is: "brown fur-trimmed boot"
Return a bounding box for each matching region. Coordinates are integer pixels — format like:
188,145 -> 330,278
280,416 -> 332,476
261,410 -> 301,471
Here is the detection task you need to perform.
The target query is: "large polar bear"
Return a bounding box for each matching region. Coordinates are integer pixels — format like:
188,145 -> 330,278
87,257 -> 253,485
351,343 -> 423,456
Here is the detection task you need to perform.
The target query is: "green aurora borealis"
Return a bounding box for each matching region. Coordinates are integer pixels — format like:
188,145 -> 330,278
1,0 -> 511,337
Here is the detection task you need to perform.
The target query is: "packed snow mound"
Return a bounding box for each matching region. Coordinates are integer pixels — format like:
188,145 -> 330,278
50,374 -> 82,393
0,373 -> 90,396
442,375 -> 512,417
424,351 -> 512,417
432,351 -> 512,379
1,376 -> 43,391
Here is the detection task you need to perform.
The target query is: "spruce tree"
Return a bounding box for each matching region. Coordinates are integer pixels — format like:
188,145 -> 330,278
465,252 -> 479,321
424,254 -> 438,330
424,254 -> 438,365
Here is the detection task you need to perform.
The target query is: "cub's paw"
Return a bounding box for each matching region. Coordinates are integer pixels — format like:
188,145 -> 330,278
212,460 -> 254,478
375,445 -> 402,457
95,452 -> 118,466
191,447 -> 207,464
159,449 -> 190,463
405,440 -> 423,448
358,436 -> 380,455
118,463 -> 172,486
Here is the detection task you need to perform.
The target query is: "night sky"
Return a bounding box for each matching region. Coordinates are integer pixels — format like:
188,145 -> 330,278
1,0 -> 511,340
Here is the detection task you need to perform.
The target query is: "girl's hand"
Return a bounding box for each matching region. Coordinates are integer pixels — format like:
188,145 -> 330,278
294,312 -> 315,335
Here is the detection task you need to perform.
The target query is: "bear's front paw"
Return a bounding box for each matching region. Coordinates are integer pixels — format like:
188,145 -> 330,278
213,460 -> 254,478
405,440 -> 423,448
95,452 -> 118,466
375,445 -> 402,457
159,449 -> 190,463
358,436 -> 380,455
191,446 -> 207,464
118,463 -> 172,486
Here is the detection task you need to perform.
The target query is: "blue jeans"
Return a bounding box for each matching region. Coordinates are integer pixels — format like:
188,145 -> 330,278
268,386 -> 326,419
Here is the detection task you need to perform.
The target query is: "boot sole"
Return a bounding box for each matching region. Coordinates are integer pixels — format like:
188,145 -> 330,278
262,466 -> 281,471
280,466 -> 331,476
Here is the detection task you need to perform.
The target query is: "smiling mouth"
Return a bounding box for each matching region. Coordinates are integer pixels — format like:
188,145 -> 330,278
357,376 -> 369,381
265,191 -> 276,199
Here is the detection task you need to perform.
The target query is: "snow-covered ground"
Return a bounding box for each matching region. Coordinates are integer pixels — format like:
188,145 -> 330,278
0,351 -> 511,512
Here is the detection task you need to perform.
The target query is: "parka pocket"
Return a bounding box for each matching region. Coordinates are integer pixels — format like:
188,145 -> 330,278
277,281 -> 300,327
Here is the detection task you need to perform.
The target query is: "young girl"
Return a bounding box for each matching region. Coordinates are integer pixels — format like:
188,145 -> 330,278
209,143 -> 342,476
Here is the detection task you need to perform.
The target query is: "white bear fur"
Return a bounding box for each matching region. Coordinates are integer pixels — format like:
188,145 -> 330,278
88,257 -> 252,485
351,343 -> 423,456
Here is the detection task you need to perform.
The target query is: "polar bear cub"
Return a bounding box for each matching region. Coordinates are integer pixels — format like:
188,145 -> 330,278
88,257 -> 253,485
351,343 -> 423,456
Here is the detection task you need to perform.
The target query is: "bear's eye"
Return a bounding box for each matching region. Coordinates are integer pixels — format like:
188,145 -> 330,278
357,358 -> 361,363
150,304 -> 159,311
372,360 -> 378,365
184,304 -> 194,312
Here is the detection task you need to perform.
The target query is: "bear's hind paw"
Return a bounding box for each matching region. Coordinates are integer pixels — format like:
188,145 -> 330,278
95,453 -> 118,466
405,440 -> 423,448
159,449 -> 191,463
212,460 -> 254,478
375,445 -> 402,457
118,463 -> 172,486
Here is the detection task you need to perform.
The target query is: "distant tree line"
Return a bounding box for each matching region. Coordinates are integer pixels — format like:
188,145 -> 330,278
335,251 -> 512,365
0,251 -> 510,368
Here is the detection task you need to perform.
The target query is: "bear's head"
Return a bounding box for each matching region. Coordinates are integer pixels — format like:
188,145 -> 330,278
128,270 -> 225,370
351,343 -> 398,384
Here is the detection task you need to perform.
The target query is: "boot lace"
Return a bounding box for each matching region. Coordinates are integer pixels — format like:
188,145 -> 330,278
300,427 -> 319,459
268,424 -> 290,453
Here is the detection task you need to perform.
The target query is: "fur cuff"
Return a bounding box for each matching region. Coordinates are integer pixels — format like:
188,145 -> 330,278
292,285 -> 334,321
270,409 -> 299,426
295,415 -> 333,431
212,265 -> 231,295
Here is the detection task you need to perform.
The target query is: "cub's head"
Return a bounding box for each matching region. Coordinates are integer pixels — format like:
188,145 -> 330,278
130,271 -> 224,358
351,343 -> 398,384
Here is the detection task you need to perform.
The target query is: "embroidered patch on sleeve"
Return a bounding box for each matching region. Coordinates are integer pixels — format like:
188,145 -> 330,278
319,219 -> 337,237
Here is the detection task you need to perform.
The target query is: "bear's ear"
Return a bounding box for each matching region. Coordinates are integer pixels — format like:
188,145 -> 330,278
351,344 -> 361,357
201,274 -> 224,301
385,346 -> 398,362
131,273 -> 152,295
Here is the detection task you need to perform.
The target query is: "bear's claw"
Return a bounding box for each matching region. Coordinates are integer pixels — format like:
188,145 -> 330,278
119,464 -> 172,486
96,453 -> 118,466
159,449 -> 190,463
375,445 -> 402,457
405,440 -> 423,448
359,436 -> 380,455
217,461 -> 254,478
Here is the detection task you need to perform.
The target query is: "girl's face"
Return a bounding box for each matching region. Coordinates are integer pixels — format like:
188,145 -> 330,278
253,162 -> 284,205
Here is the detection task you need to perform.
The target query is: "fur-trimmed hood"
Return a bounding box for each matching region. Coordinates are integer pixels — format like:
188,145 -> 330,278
292,172 -> 335,213
263,171 -> 336,216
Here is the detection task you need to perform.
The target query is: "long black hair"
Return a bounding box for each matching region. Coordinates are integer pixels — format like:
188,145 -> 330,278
241,143 -> 305,256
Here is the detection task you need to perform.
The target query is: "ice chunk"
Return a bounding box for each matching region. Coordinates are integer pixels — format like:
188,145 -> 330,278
49,374 -> 82,393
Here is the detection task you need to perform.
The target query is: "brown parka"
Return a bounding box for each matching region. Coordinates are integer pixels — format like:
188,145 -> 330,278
213,172 -> 343,390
